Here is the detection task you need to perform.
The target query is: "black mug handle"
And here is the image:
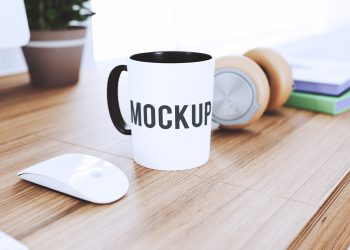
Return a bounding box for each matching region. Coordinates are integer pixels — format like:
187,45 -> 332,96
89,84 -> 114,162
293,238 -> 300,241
107,65 -> 131,135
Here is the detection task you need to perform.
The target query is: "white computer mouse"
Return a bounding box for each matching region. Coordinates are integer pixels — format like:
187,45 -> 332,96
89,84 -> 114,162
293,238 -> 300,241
17,153 -> 129,204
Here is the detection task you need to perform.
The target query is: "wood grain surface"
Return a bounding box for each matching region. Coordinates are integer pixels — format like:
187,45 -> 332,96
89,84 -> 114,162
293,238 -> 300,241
1,67 -> 350,250
289,171 -> 350,249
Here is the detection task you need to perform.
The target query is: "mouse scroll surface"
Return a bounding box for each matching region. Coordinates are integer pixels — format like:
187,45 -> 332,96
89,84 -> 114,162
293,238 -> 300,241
18,154 -> 129,204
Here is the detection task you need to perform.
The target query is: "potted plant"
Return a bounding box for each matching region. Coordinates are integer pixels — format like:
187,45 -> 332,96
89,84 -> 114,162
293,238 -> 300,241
23,0 -> 94,87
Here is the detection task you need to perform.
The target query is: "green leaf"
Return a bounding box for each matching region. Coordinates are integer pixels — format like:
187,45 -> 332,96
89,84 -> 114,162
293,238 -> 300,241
24,0 -> 95,30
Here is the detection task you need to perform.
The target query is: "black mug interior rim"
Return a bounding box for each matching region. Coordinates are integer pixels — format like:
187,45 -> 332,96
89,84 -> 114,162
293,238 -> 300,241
130,51 -> 212,64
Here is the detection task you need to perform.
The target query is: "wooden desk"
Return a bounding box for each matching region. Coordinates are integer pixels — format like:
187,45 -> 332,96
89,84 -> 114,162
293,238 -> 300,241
1,69 -> 350,249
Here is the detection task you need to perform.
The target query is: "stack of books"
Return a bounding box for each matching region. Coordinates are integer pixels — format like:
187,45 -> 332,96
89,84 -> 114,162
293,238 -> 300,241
286,59 -> 350,115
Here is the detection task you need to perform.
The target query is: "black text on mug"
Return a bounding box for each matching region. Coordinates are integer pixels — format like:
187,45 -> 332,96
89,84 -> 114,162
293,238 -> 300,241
130,100 -> 212,129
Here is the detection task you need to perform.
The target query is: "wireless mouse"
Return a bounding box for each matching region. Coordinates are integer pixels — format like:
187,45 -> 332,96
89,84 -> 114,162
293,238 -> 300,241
17,153 -> 129,204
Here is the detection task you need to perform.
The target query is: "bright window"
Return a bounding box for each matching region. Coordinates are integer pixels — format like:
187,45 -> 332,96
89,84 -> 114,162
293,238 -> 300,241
91,0 -> 349,60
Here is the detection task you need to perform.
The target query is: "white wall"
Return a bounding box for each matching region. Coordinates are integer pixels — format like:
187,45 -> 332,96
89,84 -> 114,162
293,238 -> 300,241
0,47 -> 27,76
1,0 -> 350,76
91,0 -> 350,60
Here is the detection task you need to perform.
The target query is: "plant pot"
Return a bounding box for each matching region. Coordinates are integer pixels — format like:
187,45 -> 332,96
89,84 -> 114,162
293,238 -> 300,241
22,26 -> 86,87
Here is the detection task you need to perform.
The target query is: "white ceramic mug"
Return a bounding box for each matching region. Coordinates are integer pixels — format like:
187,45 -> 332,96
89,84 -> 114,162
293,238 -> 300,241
107,51 -> 214,170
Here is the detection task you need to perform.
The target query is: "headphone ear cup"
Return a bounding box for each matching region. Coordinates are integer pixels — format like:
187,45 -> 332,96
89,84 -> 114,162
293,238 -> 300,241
244,48 -> 293,111
215,56 -> 270,129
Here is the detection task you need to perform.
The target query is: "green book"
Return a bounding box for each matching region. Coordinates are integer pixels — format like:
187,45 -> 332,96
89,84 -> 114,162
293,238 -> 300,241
286,88 -> 350,115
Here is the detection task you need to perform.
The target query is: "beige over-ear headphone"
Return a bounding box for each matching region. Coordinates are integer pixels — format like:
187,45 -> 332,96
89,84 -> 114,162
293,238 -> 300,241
213,48 -> 293,129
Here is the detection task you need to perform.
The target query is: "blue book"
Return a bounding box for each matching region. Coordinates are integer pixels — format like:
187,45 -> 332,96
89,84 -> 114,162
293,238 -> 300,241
289,58 -> 350,96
